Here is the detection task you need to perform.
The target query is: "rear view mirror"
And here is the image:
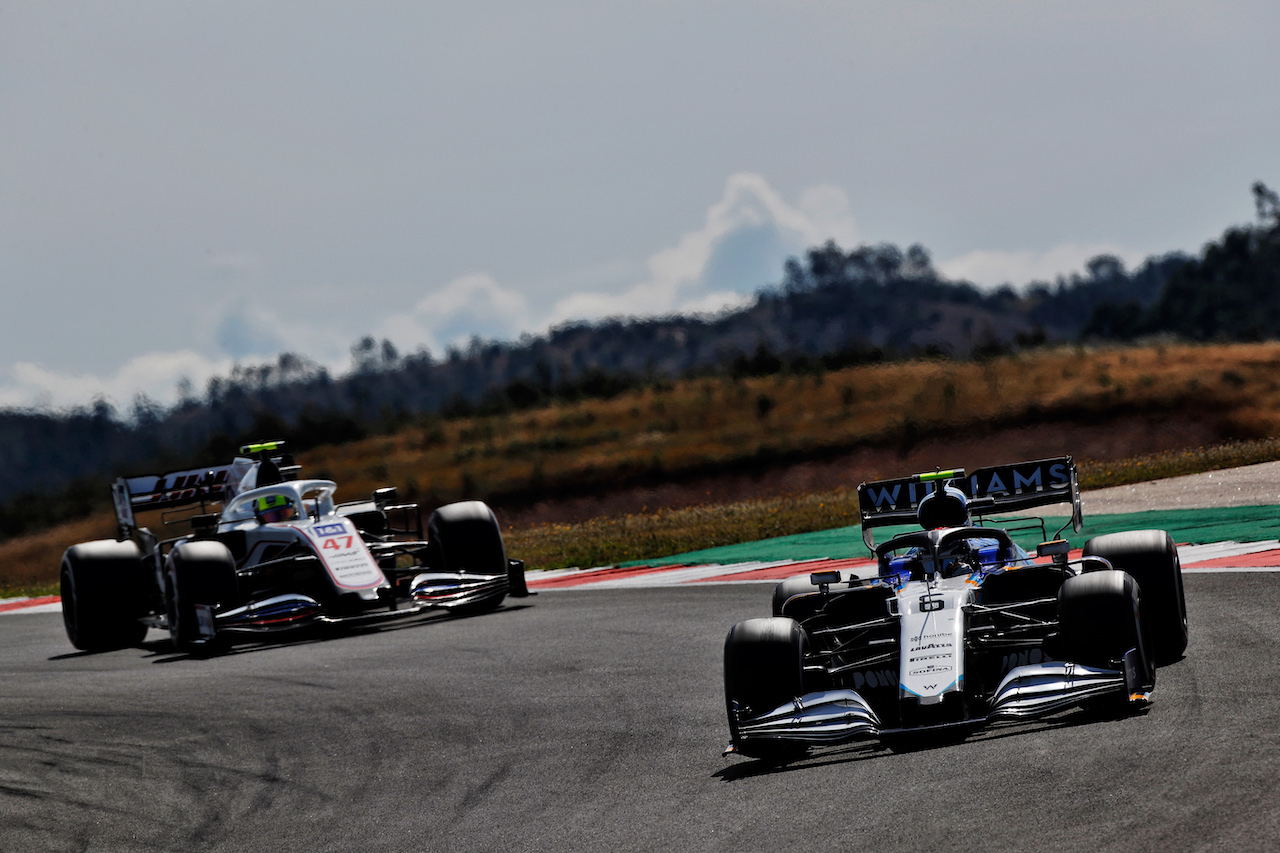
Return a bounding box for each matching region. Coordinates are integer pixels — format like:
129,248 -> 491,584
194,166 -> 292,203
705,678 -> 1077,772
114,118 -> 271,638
1037,539 -> 1071,558
810,570 -> 841,588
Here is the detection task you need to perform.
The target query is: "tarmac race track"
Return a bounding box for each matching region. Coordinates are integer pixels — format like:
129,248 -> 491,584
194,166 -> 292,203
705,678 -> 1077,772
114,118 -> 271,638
2,574 -> 1279,853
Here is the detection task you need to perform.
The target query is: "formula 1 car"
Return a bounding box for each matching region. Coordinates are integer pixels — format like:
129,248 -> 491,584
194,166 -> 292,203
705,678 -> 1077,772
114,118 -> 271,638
723,456 -> 1188,759
60,441 -> 530,653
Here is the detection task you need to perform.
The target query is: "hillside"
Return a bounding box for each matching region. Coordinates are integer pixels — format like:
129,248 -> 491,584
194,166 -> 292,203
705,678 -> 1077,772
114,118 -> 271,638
0,240 -> 1188,507
1,179 -> 1277,538
7,339 -> 1280,595
302,340 -> 1280,512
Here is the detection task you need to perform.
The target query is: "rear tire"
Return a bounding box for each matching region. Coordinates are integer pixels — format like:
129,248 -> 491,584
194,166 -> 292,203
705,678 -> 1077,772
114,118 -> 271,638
1058,570 -> 1154,687
1083,530 -> 1187,664
427,501 -> 508,614
772,576 -> 823,620
60,540 -> 148,651
165,541 -> 238,652
724,617 -> 808,760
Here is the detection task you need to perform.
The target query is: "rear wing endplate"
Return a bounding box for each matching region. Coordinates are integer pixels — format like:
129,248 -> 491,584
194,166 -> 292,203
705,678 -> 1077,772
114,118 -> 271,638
857,456 -> 1083,550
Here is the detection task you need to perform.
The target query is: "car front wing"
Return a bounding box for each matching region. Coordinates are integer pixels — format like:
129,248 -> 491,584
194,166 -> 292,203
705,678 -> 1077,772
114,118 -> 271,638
725,654 -> 1150,755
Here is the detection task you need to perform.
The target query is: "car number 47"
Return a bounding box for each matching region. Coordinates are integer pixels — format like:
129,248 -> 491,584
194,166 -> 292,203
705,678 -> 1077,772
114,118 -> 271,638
322,535 -> 355,550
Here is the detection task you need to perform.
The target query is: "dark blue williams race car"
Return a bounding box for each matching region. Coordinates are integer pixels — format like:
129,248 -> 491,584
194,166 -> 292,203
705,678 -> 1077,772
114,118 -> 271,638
60,441 -> 530,653
723,456 -> 1188,759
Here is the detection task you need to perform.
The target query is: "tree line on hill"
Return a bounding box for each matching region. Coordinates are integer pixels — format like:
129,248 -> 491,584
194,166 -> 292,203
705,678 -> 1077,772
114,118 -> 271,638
1088,182 -> 1280,342
0,182 -> 1277,533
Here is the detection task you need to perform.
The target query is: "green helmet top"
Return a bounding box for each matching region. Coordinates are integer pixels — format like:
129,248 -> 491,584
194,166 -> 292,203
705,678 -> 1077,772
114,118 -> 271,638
255,494 -> 291,512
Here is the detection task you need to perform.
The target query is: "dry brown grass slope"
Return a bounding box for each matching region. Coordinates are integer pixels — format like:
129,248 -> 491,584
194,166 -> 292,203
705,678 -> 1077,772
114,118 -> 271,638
7,340 -> 1280,595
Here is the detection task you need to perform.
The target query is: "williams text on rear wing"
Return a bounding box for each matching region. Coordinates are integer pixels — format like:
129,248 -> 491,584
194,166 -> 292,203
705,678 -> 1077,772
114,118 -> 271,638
857,456 -> 1083,549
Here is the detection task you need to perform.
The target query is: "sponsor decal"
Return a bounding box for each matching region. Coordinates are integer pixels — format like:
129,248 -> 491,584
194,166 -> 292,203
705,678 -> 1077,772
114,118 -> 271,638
303,522 -> 384,590
861,458 -> 1074,516
866,483 -> 904,509
909,665 -> 954,676
907,642 -> 953,652
131,467 -> 234,505
852,669 -> 899,690
195,604 -> 216,639
968,462 -> 1070,498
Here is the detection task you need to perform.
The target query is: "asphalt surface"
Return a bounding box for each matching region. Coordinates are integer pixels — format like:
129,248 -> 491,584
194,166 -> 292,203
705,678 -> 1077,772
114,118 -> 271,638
2,574 -> 1278,853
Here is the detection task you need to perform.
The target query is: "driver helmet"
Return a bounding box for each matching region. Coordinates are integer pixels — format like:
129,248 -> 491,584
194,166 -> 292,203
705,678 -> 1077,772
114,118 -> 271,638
917,484 -> 970,529
254,494 -> 298,524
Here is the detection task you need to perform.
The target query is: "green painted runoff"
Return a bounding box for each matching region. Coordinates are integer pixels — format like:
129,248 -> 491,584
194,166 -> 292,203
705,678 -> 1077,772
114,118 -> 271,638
625,505 -> 1280,567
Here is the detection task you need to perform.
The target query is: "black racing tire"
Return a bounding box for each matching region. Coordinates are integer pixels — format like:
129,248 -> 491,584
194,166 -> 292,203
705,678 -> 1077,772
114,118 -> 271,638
165,541 -> 238,652
427,501 -> 508,614
724,617 -> 808,760
1083,530 -> 1188,665
1057,570 -> 1154,687
60,540 -> 149,651
772,576 -> 823,620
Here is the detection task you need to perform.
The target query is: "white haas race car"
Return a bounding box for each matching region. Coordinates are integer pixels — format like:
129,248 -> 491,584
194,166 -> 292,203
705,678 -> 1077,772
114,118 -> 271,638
723,456 -> 1188,759
60,441 -> 530,653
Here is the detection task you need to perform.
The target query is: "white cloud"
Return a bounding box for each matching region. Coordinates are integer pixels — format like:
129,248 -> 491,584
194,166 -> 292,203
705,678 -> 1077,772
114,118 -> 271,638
939,243 -> 1148,288
0,351 -> 235,412
0,174 -> 861,409
381,173 -> 859,352
545,172 -> 859,325
215,308 -> 287,359
0,282 -> 356,409
209,294 -> 354,372
382,273 -> 531,354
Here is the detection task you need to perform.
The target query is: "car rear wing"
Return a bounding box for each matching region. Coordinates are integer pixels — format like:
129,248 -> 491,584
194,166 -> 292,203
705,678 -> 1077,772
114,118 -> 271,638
112,460 -> 253,537
857,456 -> 1083,549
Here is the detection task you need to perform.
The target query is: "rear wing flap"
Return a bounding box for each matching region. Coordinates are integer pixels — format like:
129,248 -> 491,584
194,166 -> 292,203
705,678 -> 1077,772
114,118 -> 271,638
113,460 -> 253,535
857,456 -> 1083,549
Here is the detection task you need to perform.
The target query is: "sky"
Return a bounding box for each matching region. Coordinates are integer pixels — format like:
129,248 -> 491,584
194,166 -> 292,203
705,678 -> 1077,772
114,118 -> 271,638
2,1 -> 1278,411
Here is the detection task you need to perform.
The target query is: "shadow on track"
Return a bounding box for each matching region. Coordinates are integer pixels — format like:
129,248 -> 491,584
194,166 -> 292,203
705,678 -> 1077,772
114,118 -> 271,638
45,602 -> 533,663
712,702 -> 1154,782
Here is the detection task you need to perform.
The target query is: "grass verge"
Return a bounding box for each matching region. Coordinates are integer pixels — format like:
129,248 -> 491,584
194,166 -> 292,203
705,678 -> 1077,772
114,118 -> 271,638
6,437 -> 1280,599
503,438 -> 1280,570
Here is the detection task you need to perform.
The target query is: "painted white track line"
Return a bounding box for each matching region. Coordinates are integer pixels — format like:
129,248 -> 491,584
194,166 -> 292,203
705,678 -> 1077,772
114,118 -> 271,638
521,541 -> 1280,592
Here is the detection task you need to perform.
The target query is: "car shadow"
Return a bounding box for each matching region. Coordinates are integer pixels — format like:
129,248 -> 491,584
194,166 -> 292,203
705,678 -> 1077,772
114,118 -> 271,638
713,742 -> 889,781
47,649 -> 104,661
145,601 -> 535,662
712,703 -> 1152,781
48,600 -> 534,663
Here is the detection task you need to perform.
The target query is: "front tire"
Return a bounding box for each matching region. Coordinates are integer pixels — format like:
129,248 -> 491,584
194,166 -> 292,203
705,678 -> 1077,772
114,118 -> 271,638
165,541 -> 238,652
60,540 -> 148,651
1058,569 -> 1154,688
1083,530 -> 1187,664
724,617 -> 808,760
426,501 -> 508,614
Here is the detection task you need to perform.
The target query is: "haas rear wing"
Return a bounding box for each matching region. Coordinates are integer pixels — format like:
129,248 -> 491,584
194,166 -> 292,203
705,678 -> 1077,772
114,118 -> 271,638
857,456 -> 1083,549
112,460 -> 252,536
